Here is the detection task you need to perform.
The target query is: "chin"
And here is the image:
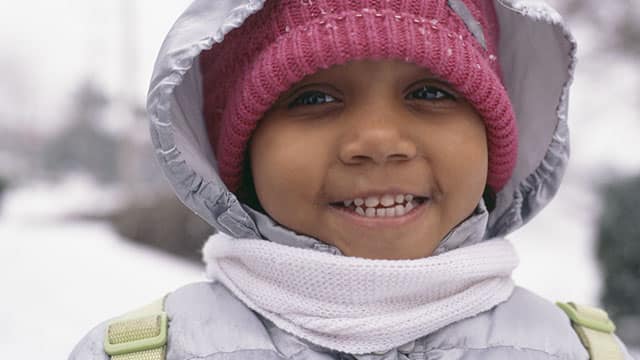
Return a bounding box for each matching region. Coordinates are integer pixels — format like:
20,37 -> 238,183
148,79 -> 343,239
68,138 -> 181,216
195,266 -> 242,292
331,234 -> 438,260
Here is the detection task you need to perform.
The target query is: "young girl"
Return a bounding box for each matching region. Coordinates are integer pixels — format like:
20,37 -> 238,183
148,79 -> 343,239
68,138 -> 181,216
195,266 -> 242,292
71,0 -> 635,359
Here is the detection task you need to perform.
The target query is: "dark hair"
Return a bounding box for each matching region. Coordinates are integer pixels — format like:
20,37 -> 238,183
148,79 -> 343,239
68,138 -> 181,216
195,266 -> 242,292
482,185 -> 496,212
235,154 -> 264,213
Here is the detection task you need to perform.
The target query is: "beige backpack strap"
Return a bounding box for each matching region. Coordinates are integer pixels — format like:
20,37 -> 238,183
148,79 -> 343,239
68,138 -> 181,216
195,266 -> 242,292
103,296 -> 168,360
557,302 -> 623,360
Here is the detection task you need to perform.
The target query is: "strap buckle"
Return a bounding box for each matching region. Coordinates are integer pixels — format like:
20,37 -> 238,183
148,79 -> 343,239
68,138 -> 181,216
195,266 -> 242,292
556,302 -> 616,333
103,312 -> 168,356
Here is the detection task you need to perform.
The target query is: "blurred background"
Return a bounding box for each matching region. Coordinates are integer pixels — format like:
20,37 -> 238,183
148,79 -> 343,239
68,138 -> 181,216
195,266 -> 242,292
0,0 -> 638,358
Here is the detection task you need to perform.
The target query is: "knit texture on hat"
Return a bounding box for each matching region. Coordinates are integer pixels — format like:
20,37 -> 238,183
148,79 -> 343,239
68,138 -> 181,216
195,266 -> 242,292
200,0 -> 518,192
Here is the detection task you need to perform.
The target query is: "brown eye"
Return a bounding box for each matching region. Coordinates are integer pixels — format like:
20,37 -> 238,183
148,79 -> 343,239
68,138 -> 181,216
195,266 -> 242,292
406,86 -> 455,101
288,91 -> 337,108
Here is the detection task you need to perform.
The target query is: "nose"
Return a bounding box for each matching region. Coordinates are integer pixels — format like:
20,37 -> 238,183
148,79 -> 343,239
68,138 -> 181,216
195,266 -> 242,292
338,111 -> 418,166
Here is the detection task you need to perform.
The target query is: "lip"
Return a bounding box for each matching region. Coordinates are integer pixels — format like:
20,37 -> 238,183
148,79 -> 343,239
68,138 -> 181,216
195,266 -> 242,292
328,198 -> 429,228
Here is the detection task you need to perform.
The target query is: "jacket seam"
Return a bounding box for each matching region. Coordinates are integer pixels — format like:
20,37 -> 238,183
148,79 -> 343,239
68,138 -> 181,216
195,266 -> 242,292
179,345 -> 577,360
182,348 -> 283,360
287,346 -> 315,360
427,344 -> 576,359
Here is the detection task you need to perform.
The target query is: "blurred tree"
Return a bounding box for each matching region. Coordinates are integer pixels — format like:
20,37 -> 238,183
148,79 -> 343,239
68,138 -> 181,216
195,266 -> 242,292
0,176 -> 6,206
596,175 -> 640,347
107,193 -> 214,261
42,79 -> 212,257
40,80 -> 119,183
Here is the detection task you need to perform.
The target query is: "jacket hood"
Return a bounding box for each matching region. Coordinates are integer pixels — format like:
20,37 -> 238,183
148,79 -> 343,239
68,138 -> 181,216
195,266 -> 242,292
147,0 -> 576,243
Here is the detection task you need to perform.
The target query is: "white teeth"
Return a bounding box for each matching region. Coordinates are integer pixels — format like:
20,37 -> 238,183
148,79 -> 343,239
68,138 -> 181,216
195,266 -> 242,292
380,194 -> 395,206
405,200 -> 415,213
365,196 -> 379,207
345,194 -> 423,218
365,207 -> 376,217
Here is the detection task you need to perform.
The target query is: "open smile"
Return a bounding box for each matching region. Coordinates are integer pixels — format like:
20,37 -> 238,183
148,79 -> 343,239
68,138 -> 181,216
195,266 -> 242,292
329,193 -> 429,227
331,194 -> 428,217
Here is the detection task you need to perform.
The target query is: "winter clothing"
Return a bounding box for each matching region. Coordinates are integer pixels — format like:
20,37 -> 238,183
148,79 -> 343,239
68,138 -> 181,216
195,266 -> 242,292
70,0 -> 636,359
203,230 -> 518,354
200,0 -> 518,192
72,282 -> 636,360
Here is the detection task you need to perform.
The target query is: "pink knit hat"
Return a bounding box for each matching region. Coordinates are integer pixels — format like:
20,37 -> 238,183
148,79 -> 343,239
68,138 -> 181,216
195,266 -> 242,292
200,0 -> 518,193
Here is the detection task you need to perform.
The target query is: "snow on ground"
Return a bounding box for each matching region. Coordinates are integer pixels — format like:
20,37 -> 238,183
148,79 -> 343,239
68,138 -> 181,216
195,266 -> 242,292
0,178 -> 204,359
0,174 -> 124,221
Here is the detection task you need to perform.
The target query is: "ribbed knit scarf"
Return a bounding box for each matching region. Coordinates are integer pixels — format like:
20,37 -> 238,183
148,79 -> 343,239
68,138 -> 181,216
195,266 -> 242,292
203,232 -> 518,355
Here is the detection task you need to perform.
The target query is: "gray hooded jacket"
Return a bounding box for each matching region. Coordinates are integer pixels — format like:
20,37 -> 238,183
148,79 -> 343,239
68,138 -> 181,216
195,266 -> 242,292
70,0 -> 634,359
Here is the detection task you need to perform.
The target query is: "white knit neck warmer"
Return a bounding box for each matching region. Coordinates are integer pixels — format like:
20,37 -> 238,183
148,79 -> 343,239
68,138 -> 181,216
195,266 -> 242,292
203,232 -> 518,355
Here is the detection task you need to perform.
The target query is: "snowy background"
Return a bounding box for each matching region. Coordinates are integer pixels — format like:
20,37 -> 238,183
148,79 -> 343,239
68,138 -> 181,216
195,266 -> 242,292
0,0 -> 639,358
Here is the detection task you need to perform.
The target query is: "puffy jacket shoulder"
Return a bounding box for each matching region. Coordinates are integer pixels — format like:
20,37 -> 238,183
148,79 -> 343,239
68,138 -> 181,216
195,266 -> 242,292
69,281 -> 283,360
422,286 -> 638,359
70,284 -> 635,360
69,316 -> 110,360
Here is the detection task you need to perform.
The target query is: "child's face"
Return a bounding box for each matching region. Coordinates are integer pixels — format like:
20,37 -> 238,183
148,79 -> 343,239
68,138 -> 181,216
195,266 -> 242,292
249,60 -> 487,259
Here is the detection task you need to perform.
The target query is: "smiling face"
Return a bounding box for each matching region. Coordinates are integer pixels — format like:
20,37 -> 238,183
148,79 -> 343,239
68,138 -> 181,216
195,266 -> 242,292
248,59 -> 487,259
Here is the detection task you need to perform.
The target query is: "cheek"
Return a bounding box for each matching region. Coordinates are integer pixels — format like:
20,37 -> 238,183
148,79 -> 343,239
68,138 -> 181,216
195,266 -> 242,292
450,137 -> 487,187
431,115 -> 488,208
249,120 -> 330,221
